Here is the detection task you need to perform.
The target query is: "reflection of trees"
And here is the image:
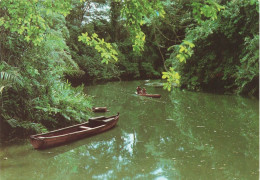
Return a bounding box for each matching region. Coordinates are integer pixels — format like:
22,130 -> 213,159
1,81 -> 258,179
82,81 -> 259,179
165,89 -> 259,179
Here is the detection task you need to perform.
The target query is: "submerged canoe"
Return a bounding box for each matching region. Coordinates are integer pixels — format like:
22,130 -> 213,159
92,107 -> 109,112
30,113 -> 119,149
136,92 -> 161,98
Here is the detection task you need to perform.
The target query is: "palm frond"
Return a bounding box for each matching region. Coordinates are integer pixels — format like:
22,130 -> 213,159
0,86 -> 5,93
0,71 -> 23,89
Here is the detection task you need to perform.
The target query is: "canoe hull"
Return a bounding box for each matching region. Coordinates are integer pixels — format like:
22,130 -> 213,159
92,107 -> 109,112
30,114 -> 119,149
138,94 -> 161,98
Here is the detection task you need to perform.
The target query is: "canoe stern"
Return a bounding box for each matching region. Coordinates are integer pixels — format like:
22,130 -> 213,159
30,136 -> 45,149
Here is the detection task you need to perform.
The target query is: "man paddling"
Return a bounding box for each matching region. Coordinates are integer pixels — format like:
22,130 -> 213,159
136,86 -> 142,94
141,87 -> 147,94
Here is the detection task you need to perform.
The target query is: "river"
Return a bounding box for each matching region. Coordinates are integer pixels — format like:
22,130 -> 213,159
0,80 -> 259,180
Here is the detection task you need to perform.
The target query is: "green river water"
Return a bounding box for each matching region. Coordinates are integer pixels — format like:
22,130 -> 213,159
0,80 -> 259,180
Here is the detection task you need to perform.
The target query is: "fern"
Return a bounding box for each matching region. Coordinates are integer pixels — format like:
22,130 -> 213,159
0,72 -> 21,92
1,71 -> 23,83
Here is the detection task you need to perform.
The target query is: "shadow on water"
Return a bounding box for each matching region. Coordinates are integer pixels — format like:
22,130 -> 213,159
0,80 -> 259,180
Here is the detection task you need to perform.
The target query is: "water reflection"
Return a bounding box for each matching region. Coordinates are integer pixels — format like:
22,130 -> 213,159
0,80 -> 258,180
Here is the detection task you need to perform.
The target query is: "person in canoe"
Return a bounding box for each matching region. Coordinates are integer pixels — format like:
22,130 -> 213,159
136,86 -> 142,94
142,87 -> 147,95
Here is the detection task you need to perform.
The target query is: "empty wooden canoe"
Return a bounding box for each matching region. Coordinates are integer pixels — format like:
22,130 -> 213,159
30,113 -> 119,149
92,107 -> 109,112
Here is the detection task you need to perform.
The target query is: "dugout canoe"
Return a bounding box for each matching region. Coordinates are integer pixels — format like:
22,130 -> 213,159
136,92 -> 161,98
92,107 -> 109,112
30,113 -> 119,149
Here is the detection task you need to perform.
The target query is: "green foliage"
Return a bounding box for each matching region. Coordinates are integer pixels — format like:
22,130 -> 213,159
0,71 -> 22,93
141,62 -> 160,77
169,0 -> 259,96
0,1 -> 93,139
235,34 -> 259,95
71,52 -> 121,82
0,0 -> 73,46
35,81 -> 92,122
1,0 -> 257,140
162,67 -> 180,91
78,32 -> 118,64
121,0 -> 165,53
65,5 -> 122,82
65,1 -> 162,82
175,40 -> 195,63
162,0 -> 224,92
162,40 -> 194,91
192,0 -> 225,24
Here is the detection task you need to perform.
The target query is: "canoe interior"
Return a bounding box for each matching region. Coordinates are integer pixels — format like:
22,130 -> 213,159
30,114 -> 119,149
31,115 -> 117,138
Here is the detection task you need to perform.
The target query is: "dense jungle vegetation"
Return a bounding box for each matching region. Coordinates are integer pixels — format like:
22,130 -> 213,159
0,0 -> 259,140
